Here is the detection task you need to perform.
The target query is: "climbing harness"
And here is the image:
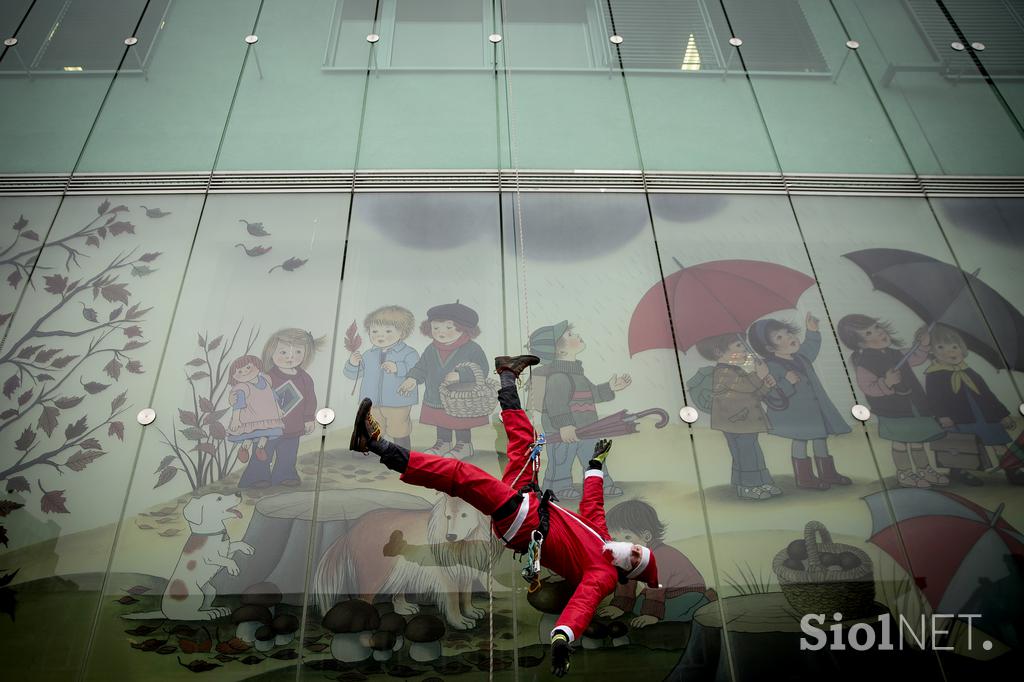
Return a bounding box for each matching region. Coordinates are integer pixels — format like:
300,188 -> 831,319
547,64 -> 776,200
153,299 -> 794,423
510,431 -> 545,491
520,488 -> 556,591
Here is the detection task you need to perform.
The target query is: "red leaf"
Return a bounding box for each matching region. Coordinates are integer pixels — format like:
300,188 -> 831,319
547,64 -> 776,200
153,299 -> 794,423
202,408 -> 227,424
97,199 -> 110,215
38,405 -> 59,437
54,396 -> 83,409
51,354 -> 79,368
17,390 -> 32,406
178,409 -> 198,427
0,501 -> 24,517
208,421 -> 226,440
64,416 -> 87,440
199,397 -> 214,413
6,477 -> 29,493
43,274 -> 67,295
344,320 -> 362,353
139,252 -> 161,262
207,335 -> 223,351
12,215 -> 27,230
154,455 -> 175,472
154,467 -> 177,488
39,485 -> 69,514
35,348 -> 60,363
85,235 -> 100,248
78,437 -> 102,451
108,421 -> 124,441
16,345 -> 42,360
111,391 -> 127,412
108,221 -> 134,236
66,450 -> 103,472
104,359 -> 122,380
0,409 -> 17,420
123,340 -> 147,351
21,230 -> 39,241
83,381 -> 109,394
6,270 -> 21,289
14,427 -> 35,452
123,325 -> 142,338
35,373 -> 54,382
81,306 -> 99,323
100,284 -> 130,305
126,304 -> 151,320
126,360 -> 143,374
2,375 -> 19,399
197,333 -> 206,348
189,371 -> 209,381
109,307 -> 123,321
186,358 -> 205,367
268,257 -> 308,274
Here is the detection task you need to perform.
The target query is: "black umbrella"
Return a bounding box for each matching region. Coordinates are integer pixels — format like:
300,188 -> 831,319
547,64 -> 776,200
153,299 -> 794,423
844,248 -> 1024,371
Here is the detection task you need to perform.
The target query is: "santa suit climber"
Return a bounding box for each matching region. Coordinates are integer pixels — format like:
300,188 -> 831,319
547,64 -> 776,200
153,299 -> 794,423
350,354 -> 660,677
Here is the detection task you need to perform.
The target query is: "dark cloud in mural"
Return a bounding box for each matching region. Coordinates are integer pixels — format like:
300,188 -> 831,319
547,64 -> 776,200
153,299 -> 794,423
935,198 -> 1024,248
360,194 -> 496,250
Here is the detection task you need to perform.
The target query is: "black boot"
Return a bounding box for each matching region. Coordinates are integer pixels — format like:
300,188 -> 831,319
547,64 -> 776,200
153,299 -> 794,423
349,398 -> 382,453
494,354 -> 540,377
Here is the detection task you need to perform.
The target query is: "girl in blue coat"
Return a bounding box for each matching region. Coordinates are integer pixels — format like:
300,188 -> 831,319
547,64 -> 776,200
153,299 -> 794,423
748,314 -> 852,490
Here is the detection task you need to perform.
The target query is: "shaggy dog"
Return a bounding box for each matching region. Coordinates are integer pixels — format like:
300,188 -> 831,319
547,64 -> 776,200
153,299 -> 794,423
124,492 -> 253,621
314,493 -> 500,629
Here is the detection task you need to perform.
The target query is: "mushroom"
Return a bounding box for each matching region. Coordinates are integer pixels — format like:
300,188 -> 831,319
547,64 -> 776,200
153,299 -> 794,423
379,611 -> 407,651
241,581 -> 282,616
526,578 -> 573,644
322,599 -> 380,663
272,613 -> 300,647
582,620 -> 609,650
232,604 -> 272,643
607,620 -> 630,647
405,614 -> 445,662
254,624 -> 276,652
371,630 -> 397,662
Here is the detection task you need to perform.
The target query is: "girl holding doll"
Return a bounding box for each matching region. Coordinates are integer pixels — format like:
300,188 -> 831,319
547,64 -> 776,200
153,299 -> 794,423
227,354 -> 284,464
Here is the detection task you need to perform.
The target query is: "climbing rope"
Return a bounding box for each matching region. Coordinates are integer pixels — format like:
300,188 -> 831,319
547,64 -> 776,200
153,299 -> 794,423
510,431 -> 545,491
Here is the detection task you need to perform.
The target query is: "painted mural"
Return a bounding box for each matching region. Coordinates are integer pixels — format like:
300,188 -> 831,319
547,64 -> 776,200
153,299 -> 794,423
0,192 -> 1021,680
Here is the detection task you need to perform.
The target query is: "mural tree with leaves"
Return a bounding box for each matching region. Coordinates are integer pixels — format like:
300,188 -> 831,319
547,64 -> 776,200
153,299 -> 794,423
0,200 -> 164,549
154,322 -> 258,491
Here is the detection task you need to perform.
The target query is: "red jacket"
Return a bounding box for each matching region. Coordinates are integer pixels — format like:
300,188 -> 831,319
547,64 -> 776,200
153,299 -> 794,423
401,408 -> 619,641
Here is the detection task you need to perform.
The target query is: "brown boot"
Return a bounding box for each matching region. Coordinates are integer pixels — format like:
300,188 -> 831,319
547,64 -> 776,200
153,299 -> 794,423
815,455 -> 851,485
792,457 -> 829,490
349,398 -> 382,453
494,354 -> 540,377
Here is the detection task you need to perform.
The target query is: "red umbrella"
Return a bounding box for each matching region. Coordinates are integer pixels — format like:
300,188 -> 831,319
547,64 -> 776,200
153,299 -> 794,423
629,259 -> 816,355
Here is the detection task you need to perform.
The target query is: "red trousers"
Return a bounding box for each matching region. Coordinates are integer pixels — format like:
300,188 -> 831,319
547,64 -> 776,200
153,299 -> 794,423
401,408 -> 618,641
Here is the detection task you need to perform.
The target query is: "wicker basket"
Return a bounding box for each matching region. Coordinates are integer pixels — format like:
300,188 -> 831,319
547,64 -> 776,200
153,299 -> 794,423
773,520 -> 875,619
439,362 -> 498,418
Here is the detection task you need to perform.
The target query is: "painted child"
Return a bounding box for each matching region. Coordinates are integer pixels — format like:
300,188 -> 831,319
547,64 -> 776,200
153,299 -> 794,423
837,315 -> 947,489
528,321 -> 632,499
238,329 -> 321,488
399,301 -> 488,459
599,499 -> 712,627
345,306 -> 420,449
747,313 -> 852,490
696,333 -> 780,500
925,324 -> 1017,486
227,355 -> 284,464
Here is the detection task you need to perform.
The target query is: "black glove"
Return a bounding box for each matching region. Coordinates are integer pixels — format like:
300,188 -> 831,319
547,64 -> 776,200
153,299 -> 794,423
551,632 -> 572,678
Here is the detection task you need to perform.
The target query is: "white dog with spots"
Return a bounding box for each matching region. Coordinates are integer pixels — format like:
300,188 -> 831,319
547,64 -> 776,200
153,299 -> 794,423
124,492 -> 254,621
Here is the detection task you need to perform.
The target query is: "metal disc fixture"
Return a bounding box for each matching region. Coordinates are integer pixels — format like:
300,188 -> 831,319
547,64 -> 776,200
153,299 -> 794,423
315,407 -> 336,426
679,406 -> 699,424
609,35 -> 623,45
366,33 -> 380,44
137,408 -> 156,426
244,34 -> 259,45
851,404 -> 871,422
488,33 -> 502,44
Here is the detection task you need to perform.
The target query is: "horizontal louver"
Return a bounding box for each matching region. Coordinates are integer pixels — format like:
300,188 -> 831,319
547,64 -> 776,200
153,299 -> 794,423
603,0 -> 724,70
905,0 -> 1024,75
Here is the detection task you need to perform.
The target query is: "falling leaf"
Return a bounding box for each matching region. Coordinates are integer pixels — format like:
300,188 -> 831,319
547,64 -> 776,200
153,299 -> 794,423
344,320 -> 362,353
131,265 -> 155,278
65,416 -> 87,440
86,235 -> 100,248
97,200 -> 111,215
108,221 -> 135,236
51,354 -> 79,368
178,409 -> 199,427
108,421 -> 124,441
117,595 -> 139,605
139,252 -> 161,262
21,230 -> 39,241
39,483 -> 69,514
35,348 -> 60,363
154,467 -> 178,488
158,528 -> 182,537
6,477 -> 29,493
3,375 -> 20,399
125,585 -> 151,595
125,625 -> 159,636
111,391 -> 127,412
178,657 -> 220,673
14,427 -> 35,452
123,325 -> 142,338
12,215 -> 27,231
38,405 -> 59,437
83,381 -> 109,394
104,359 -> 122,380
154,455 -> 175,473
126,360 -> 143,374
54,395 -> 83,409
100,284 -> 130,305
43,274 -> 67,295
7,270 -> 22,289
0,501 -> 25,517
66,450 -> 104,472
207,335 -> 223,351
268,257 -> 308,274
17,390 -> 32,406
235,243 -> 272,257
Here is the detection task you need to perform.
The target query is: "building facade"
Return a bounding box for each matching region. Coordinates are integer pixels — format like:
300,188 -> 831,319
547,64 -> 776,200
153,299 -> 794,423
0,0 -> 1022,679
